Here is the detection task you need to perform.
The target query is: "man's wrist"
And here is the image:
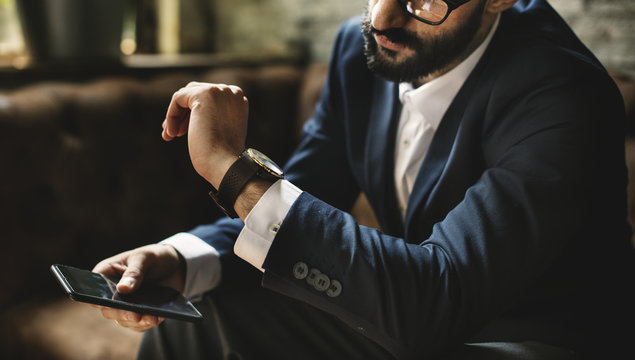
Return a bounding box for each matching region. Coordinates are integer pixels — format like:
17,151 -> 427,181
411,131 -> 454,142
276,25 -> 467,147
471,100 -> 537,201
160,233 -> 222,298
209,148 -> 284,219
234,179 -> 302,270
235,178 -> 275,219
205,153 -> 240,190
161,243 -> 187,287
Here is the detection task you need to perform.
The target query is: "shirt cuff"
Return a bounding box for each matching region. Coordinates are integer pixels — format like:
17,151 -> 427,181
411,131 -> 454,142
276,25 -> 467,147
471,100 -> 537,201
234,179 -> 302,271
160,232 -> 221,300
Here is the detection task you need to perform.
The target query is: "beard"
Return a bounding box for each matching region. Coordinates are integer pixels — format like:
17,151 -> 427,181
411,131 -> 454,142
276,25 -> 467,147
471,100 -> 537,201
362,1 -> 486,83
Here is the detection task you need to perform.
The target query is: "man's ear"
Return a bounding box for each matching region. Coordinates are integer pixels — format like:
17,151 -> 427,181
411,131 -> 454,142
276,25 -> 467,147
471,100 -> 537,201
485,0 -> 518,14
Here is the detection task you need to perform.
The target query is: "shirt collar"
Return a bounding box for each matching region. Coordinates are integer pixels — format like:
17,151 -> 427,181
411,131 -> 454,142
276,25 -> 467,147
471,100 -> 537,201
399,14 -> 500,130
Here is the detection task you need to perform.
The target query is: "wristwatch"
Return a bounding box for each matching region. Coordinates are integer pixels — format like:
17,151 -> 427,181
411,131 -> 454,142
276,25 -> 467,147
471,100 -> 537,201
209,148 -> 284,218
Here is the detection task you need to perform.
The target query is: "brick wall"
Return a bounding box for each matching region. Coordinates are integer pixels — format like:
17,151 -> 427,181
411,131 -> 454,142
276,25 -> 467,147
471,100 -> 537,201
212,0 -> 364,62
214,0 -> 634,73
550,0 -> 635,74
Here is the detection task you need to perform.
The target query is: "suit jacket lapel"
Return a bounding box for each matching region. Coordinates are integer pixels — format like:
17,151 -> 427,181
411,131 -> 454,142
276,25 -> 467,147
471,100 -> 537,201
403,61 -> 485,240
365,78 -> 404,237
403,100 -> 464,237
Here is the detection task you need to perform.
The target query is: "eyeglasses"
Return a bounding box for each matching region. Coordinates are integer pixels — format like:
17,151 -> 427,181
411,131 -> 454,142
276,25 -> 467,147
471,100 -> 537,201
396,0 -> 472,25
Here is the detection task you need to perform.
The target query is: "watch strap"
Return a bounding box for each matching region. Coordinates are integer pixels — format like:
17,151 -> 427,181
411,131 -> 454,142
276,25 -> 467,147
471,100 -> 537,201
209,151 -> 260,218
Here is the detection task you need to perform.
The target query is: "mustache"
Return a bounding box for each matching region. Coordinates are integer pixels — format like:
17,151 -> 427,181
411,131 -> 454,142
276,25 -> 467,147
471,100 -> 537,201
366,24 -> 422,49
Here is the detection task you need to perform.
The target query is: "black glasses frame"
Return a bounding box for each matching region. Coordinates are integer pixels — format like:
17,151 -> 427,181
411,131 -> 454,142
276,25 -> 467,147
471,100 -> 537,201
396,0 -> 472,25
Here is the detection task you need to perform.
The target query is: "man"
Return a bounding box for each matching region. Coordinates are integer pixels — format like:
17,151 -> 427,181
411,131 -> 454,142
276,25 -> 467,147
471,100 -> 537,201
93,0 -> 634,359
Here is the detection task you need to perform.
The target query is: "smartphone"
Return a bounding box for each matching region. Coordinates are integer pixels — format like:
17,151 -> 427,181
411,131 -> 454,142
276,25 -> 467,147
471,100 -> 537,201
50,264 -> 203,322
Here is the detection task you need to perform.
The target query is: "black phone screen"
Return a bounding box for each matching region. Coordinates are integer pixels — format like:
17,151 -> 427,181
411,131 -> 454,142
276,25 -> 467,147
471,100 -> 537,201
50,264 -> 203,322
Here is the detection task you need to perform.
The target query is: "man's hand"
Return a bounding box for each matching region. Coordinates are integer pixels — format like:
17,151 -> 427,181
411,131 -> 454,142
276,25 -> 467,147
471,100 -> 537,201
91,244 -> 185,332
161,82 -> 249,189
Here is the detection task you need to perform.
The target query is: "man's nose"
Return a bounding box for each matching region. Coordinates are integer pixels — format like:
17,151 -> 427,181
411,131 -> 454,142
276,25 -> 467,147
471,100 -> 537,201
370,0 -> 409,31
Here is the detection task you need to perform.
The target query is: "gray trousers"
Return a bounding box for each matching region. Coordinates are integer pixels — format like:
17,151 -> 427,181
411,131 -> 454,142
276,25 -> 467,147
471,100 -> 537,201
137,284 -> 577,360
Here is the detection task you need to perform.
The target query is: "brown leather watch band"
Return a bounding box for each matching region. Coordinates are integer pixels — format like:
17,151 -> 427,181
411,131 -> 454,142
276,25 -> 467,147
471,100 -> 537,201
209,151 -> 260,218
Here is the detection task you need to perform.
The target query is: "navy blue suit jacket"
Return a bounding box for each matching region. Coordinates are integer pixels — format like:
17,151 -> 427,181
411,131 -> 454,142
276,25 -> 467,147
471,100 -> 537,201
191,1 -> 634,358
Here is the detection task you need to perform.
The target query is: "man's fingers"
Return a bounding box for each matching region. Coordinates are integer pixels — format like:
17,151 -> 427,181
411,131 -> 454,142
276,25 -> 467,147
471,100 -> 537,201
228,85 -> 246,98
163,110 -> 190,140
163,83 -> 246,139
101,308 -> 163,332
92,257 -> 117,274
101,307 -> 141,322
164,87 -> 194,139
161,120 -> 172,141
93,257 -> 128,278
177,117 -> 190,137
117,253 -> 147,294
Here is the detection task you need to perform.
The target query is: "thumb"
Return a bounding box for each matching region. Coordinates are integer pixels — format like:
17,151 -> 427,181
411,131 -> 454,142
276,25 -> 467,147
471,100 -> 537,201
117,254 -> 147,294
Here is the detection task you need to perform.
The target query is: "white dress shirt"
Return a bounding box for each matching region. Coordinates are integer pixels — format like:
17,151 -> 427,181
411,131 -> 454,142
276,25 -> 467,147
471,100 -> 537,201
394,14 -> 499,219
164,15 -> 500,300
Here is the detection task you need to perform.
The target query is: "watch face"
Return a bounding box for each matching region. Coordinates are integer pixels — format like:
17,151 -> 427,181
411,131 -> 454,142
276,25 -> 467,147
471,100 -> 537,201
247,148 -> 284,178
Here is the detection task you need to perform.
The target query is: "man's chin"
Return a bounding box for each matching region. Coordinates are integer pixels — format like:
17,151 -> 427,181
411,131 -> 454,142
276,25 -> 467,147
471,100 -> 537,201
367,60 -> 409,83
367,54 -> 422,82
363,33 -> 428,82
376,45 -> 415,62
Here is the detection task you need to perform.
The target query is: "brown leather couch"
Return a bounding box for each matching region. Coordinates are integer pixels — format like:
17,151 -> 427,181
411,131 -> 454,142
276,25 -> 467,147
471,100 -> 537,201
0,62 -> 632,359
